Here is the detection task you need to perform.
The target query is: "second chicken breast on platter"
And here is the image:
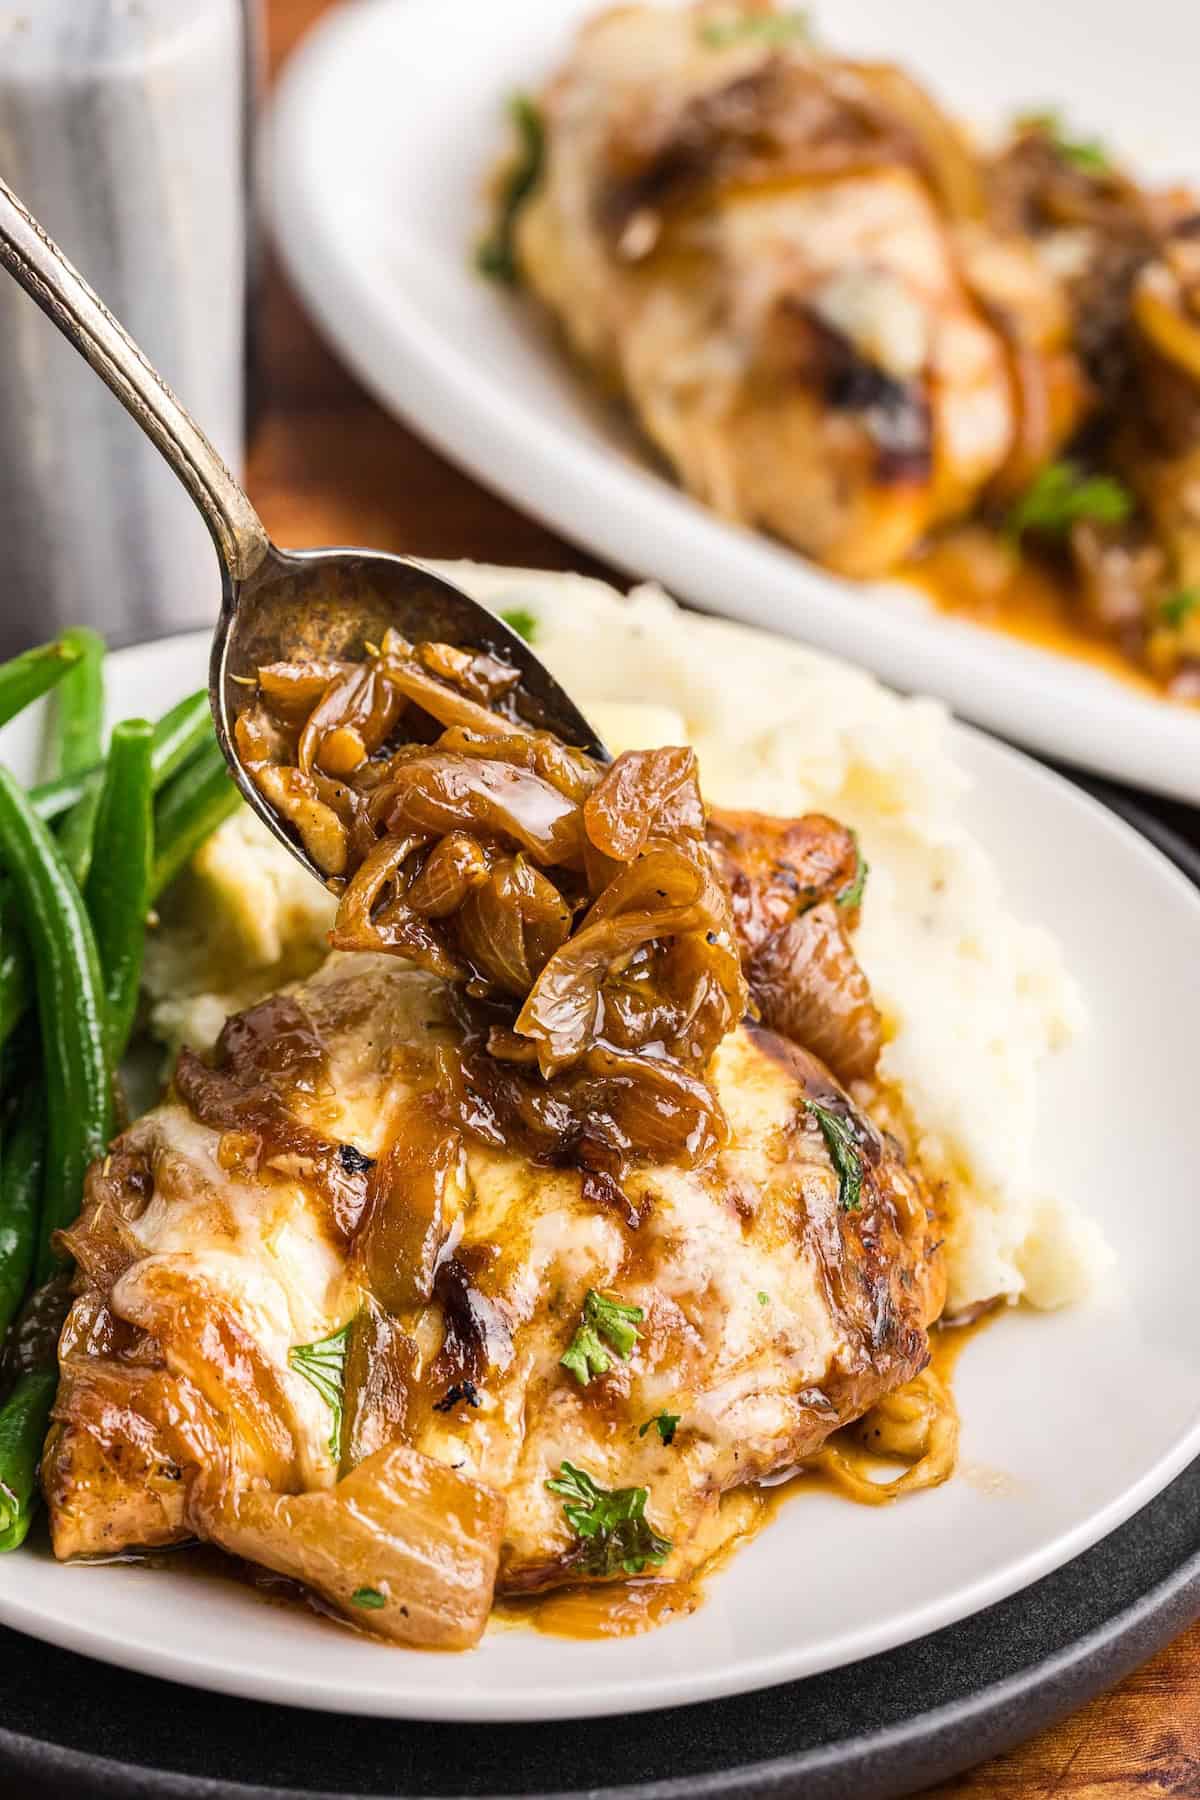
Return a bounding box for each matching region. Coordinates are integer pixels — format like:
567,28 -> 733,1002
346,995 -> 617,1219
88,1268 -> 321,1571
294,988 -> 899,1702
514,3 -> 1084,575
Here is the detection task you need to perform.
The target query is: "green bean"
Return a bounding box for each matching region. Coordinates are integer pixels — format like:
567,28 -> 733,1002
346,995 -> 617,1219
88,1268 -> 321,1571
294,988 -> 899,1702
0,997 -> 34,1091
84,720 -> 154,1060
148,690 -> 212,788
29,770 -> 91,826
0,770 -> 112,1284
0,638 -> 84,731
51,628 -> 107,885
151,740 -> 239,900
0,904 -> 30,1050
49,627 -> 105,778
5,691 -> 219,1046
29,688 -> 211,826
0,1102 -> 43,1340
59,790 -> 104,886
0,1370 -> 56,1550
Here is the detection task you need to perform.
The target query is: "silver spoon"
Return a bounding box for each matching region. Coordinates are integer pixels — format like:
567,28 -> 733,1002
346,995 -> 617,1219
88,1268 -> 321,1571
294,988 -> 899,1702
0,176 -> 609,880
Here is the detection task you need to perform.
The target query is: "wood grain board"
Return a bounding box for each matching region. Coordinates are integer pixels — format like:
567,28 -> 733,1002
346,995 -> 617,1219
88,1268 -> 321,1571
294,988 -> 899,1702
256,5 -> 1200,1793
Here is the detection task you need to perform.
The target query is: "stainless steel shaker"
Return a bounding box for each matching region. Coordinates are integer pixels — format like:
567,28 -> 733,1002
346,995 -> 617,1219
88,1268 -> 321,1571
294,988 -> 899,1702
0,0 -> 250,655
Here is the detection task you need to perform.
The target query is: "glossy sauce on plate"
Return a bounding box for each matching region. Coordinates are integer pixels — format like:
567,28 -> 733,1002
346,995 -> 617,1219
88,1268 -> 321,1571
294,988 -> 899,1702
901,535 -> 1161,697
494,1310 -> 998,1642
124,1312 -> 996,1644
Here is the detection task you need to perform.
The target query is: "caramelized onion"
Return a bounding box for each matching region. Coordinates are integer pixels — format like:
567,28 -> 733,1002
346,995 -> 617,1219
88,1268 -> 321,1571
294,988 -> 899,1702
583,747 -> 704,862
417,640 -> 522,704
1132,259 -> 1200,386
748,902 -> 882,1084
405,832 -> 492,918
373,631 -> 520,738
237,634 -> 873,1173
248,763 -> 352,878
352,1095 -> 466,1313
331,833 -> 459,977
844,61 -> 984,221
813,1365 -> 958,1503
256,659 -> 354,722
456,855 -> 573,995
380,751 -> 585,866
437,726 -> 599,803
516,844 -> 743,1076
298,661 -> 405,780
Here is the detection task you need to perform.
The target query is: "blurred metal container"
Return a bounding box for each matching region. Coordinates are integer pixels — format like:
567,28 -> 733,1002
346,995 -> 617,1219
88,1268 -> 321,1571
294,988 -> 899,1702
0,0 -> 251,655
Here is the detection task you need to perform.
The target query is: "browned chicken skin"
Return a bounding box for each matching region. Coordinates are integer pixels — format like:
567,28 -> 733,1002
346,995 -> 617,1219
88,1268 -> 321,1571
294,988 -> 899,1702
499,1 -> 1200,691
44,633 -> 946,1647
45,778 -> 945,1650
512,3 -> 1062,576
45,955 -> 942,1635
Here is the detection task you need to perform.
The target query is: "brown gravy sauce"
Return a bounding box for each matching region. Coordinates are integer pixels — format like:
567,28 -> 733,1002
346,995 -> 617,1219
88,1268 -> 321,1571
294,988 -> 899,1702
125,1310 -> 1001,1644
492,1576 -> 706,1640
899,534 -> 1161,698
492,1309 -> 1000,1642
928,1303 -> 1000,1384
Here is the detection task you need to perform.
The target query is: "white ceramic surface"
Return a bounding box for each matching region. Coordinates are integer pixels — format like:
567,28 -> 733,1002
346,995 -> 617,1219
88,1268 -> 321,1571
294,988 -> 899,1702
268,0 -> 1200,804
1,623 -> 1199,1721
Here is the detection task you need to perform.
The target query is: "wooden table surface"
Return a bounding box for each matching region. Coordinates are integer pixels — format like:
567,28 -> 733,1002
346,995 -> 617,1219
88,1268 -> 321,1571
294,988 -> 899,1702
256,5 -> 1200,1795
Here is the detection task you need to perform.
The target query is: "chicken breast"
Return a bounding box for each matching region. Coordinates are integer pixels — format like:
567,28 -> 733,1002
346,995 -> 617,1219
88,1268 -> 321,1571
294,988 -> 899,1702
45,947 -> 943,1644
515,3 -> 1025,574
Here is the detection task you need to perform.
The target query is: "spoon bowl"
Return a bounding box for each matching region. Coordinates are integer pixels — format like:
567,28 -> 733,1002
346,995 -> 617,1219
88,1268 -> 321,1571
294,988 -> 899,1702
211,544 -> 609,880
0,173 -> 608,887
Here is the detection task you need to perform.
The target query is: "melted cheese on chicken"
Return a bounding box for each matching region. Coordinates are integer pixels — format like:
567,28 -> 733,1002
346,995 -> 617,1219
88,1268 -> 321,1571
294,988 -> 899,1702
514,3 -> 1038,576
46,951 -> 943,1643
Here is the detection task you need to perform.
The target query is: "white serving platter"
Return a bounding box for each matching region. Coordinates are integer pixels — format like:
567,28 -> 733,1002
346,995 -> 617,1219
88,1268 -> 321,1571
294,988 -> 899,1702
268,0 -> 1200,804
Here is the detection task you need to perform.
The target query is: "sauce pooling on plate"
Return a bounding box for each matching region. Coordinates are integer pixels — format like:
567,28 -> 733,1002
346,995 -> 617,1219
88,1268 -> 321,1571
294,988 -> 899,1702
140,1311 -> 988,1643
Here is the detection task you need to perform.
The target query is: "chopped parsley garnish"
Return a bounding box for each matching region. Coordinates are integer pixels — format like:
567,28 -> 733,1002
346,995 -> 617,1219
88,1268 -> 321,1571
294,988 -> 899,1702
1016,109 -> 1110,174
757,1291 -> 769,1305
351,1587 -> 386,1610
546,1461 -> 672,1575
836,830 -> 869,910
477,94 -> 545,286
500,606 -> 539,643
1007,462 -> 1133,543
639,1412 -> 680,1446
561,1289 -> 644,1386
805,1100 -> 864,1212
699,8 -> 810,48
288,1319 -> 353,1458
1160,589 -> 1200,629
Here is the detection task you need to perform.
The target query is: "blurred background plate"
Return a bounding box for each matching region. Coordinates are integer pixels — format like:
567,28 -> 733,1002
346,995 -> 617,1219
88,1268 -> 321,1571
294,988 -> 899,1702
268,0 -> 1200,804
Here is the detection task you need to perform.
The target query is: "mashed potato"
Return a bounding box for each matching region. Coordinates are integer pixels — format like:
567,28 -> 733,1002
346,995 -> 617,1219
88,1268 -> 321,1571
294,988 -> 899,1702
143,805 -> 336,1059
145,563 -> 1110,1314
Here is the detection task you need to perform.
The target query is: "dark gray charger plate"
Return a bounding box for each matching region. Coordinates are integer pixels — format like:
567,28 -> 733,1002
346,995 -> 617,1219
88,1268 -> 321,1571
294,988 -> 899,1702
2,781 -> 1198,1800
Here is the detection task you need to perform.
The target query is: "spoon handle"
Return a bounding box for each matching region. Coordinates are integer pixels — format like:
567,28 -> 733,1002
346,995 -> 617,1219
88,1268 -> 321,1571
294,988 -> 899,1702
0,173 -> 269,585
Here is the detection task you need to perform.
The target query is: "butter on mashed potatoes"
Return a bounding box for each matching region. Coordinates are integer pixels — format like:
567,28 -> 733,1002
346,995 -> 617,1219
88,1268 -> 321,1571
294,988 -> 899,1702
143,805 -> 336,1058
144,564 -> 1109,1316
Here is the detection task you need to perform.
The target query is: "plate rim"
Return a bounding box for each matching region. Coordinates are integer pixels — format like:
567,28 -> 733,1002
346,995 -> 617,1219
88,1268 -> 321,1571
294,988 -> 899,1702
3,625 -> 1200,1721
0,1458 -> 1196,1798
266,0 -> 1200,808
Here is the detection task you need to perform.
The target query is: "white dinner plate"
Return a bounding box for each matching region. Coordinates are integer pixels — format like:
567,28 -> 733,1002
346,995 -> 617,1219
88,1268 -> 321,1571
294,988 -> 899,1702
268,0 -> 1200,805
1,618 -> 1200,1721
